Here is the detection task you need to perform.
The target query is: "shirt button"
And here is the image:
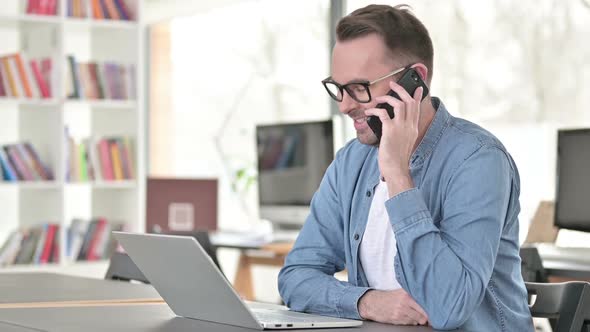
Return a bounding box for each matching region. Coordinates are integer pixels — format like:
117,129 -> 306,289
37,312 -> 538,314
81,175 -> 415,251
365,190 -> 372,197
354,234 -> 360,240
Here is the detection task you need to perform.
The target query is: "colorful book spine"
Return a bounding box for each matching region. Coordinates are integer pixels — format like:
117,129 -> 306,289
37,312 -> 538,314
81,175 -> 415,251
30,59 -> 50,98
113,0 -> 131,20
98,139 -> 114,180
0,64 -> 6,97
0,149 -> 18,181
1,57 -> 19,98
109,140 -> 124,180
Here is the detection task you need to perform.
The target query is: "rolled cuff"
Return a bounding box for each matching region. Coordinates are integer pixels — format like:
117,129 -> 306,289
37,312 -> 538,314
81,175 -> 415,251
385,188 -> 431,233
337,286 -> 372,320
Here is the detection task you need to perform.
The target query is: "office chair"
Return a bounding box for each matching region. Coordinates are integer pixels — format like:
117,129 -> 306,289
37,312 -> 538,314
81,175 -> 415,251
105,251 -> 150,283
520,245 -> 548,283
526,281 -> 590,332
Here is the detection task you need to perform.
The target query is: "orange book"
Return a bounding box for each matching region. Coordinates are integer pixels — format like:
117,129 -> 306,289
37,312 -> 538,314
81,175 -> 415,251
109,140 -> 124,180
14,53 -> 35,98
1,57 -> 19,97
103,0 -> 121,20
91,0 -> 104,19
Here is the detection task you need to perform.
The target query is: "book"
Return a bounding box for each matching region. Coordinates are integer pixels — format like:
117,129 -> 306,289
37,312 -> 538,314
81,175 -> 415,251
47,0 -> 58,15
86,218 -> 107,260
103,0 -> 121,20
0,62 -> 12,97
13,54 -> 34,98
24,142 -> 55,180
40,57 -> 53,98
15,144 -> 41,180
98,139 -> 114,180
68,219 -> 89,259
113,0 -> 132,20
109,139 -> 124,180
32,224 -> 48,264
0,66 -> 5,97
91,0 -> 104,19
99,0 -> 111,19
40,224 -> 57,263
26,0 -> 40,14
78,141 -> 88,181
30,59 -> 51,98
1,57 -> 19,98
67,55 -> 81,99
0,148 -> 18,181
120,138 -> 134,179
4,145 -> 33,180
15,228 -> 41,264
77,219 -> 98,260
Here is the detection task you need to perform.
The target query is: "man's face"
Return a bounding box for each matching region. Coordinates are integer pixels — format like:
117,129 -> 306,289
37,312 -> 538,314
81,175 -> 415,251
331,34 -> 397,145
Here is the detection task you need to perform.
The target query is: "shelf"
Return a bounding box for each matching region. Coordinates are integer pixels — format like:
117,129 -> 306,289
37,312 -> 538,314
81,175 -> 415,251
65,99 -> 137,110
0,181 -> 60,190
0,14 -> 61,26
66,181 -> 137,189
0,98 -> 60,108
0,263 -> 63,273
0,260 -> 109,275
64,17 -> 138,30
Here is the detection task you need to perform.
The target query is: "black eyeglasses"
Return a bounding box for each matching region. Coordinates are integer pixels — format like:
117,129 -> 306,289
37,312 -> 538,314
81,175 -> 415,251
321,66 -> 408,103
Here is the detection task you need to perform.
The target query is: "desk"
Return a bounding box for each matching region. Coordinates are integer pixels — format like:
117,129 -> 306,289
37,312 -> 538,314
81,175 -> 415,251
0,303 -> 449,332
536,244 -> 590,280
0,273 -> 161,306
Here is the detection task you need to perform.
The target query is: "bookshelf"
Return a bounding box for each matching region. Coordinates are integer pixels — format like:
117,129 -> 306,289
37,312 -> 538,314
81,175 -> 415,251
0,0 -> 144,276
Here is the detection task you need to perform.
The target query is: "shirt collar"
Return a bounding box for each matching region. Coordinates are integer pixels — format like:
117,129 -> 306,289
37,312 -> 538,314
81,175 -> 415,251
410,97 -> 451,167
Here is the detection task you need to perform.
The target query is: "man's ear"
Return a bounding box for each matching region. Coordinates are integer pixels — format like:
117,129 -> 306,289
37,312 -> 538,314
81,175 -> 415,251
411,63 -> 428,83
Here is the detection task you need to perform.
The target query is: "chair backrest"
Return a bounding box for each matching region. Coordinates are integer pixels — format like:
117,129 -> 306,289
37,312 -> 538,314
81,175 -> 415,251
526,281 -> 590,332
520,245 -> 548,282
105,251 -> 150,283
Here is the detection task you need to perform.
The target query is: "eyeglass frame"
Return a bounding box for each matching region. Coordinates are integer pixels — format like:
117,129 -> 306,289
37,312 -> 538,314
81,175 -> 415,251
321,65 -> 409,103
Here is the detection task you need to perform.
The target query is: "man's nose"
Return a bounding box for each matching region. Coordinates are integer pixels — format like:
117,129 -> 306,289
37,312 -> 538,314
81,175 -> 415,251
338,91 -> 358,115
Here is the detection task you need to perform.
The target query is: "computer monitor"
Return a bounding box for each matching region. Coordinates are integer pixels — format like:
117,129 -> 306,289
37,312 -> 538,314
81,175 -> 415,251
555,129 -> 590,232
256,119 -> 334,229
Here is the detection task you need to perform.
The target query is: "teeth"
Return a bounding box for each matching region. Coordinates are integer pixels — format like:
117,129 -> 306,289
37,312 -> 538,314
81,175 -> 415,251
354,118 -> 365,123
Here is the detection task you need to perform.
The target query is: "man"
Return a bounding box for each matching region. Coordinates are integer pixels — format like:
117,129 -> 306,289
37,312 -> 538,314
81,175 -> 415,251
278,4 -> 533,331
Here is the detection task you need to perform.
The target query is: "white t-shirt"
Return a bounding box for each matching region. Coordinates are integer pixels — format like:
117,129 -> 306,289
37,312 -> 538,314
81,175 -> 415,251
359,179 -> 401,290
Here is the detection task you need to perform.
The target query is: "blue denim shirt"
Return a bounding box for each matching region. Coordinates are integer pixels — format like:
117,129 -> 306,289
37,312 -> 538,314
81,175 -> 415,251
278,98 -> 534,331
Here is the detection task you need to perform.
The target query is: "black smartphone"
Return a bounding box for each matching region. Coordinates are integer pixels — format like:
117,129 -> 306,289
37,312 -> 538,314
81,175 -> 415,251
367,67 -> 429,141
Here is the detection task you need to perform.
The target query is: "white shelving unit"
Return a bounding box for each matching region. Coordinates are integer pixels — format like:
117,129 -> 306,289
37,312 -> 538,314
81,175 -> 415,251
0,0 -> 145,277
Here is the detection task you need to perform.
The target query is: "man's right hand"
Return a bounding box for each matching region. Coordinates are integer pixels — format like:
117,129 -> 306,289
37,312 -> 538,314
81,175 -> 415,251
358,289 -> 428,325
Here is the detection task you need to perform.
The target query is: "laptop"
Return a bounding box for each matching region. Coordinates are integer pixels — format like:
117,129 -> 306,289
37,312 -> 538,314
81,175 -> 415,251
113,232 -> 362,330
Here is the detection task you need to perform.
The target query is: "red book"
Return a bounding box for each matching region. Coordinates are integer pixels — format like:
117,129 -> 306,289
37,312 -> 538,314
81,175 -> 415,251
86,218 -> 107,260
98,139 -> 114,180
0,67 -> 6,97
40,224 -> 57,263
47,0 -> 57,15
29,60 -> 50,98
51,226 -> 60,263
38,0 -> 49,15
40,58 -> 52,97
26,0 -> 40,14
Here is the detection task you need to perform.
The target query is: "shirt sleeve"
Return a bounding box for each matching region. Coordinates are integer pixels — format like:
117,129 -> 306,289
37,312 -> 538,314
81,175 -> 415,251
385,145 -> 515,329
278,157 -> 371,320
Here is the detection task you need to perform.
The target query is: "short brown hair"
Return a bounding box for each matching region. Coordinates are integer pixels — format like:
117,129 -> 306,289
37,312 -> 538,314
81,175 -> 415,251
336,4 -> 434,82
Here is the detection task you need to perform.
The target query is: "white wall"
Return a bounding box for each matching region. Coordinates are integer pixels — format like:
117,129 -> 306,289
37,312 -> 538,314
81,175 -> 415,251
144,0 -> 252,24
